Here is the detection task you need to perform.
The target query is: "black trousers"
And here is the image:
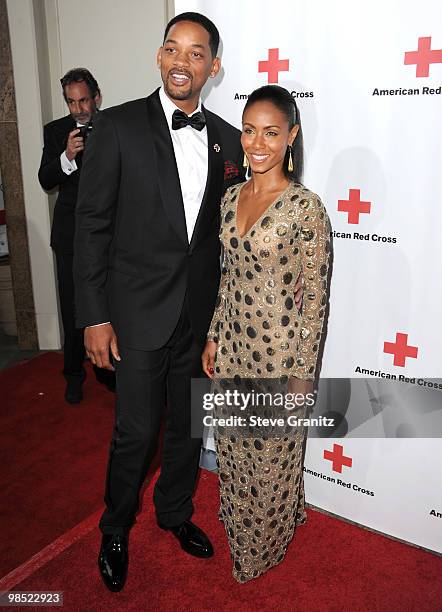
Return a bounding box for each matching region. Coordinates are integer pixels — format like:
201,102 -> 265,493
99,304 -> 203,535
55,252 -> 87,383
55,251 -> 115,387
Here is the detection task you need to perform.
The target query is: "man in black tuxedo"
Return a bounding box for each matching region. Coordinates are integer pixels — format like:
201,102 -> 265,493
74,14 -> 245,591
38,68 -> 115,404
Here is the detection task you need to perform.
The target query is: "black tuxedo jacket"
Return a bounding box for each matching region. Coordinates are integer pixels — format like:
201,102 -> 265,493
38,114 -> 80,254
74,89 -> 244,350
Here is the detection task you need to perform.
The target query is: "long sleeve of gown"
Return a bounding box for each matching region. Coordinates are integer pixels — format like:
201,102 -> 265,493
207,191 -> 232,342
207,246 -> 228,342
290,194 -> 331,380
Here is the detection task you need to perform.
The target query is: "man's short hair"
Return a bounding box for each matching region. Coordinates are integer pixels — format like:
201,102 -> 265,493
163,12 -> 220,58
60,68 -> 100,101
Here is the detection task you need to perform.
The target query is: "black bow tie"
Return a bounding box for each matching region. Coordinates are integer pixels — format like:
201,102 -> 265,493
172,109 -> 206,131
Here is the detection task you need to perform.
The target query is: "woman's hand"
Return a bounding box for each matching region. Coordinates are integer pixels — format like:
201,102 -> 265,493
202,341 -> 217,378
288,377 -> 313,398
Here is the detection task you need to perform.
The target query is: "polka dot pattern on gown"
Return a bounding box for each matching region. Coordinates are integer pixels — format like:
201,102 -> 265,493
207,181 -> 331,583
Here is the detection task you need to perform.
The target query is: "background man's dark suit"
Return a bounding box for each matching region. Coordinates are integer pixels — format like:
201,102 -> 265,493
38,115 -> 86,386
39,115 -> 80,250
74,88 -> 243,532
38,114 -> 114,393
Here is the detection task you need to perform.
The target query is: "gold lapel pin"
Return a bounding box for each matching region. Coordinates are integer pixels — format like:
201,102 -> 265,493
213,144 -> 221,153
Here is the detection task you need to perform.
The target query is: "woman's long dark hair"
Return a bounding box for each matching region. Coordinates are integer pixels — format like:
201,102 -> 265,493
243,85 -> 304,184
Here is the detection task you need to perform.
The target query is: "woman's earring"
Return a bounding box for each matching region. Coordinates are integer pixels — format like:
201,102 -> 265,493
288,145 -> 294,173
243,152 -> 249,169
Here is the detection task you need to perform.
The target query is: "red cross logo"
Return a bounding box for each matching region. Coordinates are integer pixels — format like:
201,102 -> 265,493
384,332 -> 418,367
258,48 -> 290,83
323,444 -> 353,473
338,189 -> 371,224
404,37 -> 442,77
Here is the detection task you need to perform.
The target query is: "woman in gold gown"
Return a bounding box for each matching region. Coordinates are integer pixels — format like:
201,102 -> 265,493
202,85 -> 331,583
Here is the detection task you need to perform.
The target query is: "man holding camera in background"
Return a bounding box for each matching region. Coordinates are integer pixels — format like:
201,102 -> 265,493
38,68 -> 115,404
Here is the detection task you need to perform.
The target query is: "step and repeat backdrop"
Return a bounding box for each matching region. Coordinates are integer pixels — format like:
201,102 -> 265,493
175,0 -> 442,553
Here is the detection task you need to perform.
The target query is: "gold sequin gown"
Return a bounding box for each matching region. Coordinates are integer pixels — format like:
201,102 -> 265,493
207,181 -> 331,583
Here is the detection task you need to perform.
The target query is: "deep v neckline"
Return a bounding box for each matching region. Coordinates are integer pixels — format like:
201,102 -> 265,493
234,181 -> 292,240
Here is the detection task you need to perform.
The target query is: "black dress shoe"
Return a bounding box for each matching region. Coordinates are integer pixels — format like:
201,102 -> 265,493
64,380 -> 83,404
159,520 -> 214,558
98,534 -> 128,592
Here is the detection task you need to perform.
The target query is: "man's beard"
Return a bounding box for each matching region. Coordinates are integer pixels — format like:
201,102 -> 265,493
73,106 -> 97,124
164,71 -> 194,101
165,86 -> 193,100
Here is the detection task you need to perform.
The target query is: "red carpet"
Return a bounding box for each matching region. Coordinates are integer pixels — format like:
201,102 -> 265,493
0,353 -> 115,576
1,353 -> 441,610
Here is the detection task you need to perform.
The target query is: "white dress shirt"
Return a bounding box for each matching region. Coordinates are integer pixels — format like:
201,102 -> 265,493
159,86 -> 208,242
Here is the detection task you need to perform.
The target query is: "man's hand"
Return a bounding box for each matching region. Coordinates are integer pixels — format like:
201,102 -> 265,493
66,128 -> 84,161
84,323 -> 120,371
202,341 -> 217,379
294,271 -> 304,312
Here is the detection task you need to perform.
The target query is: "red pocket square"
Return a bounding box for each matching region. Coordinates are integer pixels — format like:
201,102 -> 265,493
224,160 -> 239,180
